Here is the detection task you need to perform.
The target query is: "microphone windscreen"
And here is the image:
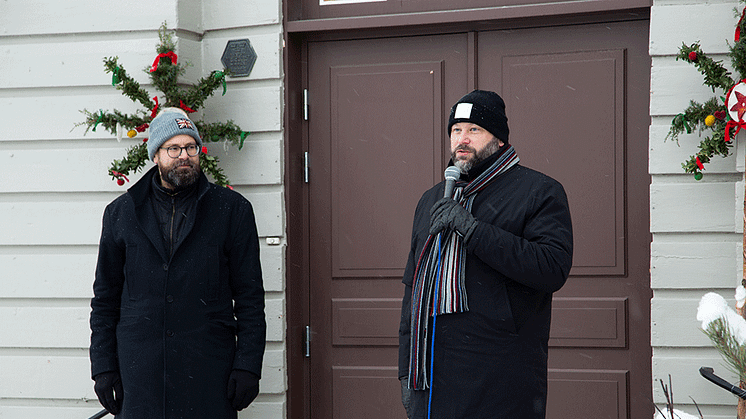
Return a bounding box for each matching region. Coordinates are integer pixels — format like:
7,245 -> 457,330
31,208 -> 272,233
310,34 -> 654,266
444,166 -> 461,181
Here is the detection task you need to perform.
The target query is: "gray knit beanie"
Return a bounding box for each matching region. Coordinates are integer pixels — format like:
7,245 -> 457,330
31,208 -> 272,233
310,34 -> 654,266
447,90 -> 509,144
147,108 -> 203,160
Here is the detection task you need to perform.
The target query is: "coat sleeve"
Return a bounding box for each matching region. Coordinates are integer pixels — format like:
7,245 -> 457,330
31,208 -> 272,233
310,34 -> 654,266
466,178 -> 573,294
228,200 -> 266,377
90,204 -> 125,378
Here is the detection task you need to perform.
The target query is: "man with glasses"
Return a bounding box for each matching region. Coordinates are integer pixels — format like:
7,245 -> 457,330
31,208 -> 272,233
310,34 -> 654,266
89,108 -> 266,418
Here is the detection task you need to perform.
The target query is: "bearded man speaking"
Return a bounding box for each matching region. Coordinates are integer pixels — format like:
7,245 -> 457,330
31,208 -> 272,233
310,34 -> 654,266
398,90 -> 573,419
90,108 -> 266,418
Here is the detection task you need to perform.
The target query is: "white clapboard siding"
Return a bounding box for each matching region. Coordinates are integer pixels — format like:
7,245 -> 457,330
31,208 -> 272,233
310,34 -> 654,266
653,348 -> 743,406
649,124 -> 738,174
2,243 -> 282,297
0,137 -> 281,193
202,84 -> 284,132
0,0 -> 180,37
650,3 -> 742,55
651,183 -> 739,232
2,249 -> 99,298
652,293 -> 733,347
650,60 -> 730,116
652,241 -> 741,289
1,307 -> 90,349
203,32 -> 283,81
0,355 -> 94,399
202,0 -> 281,30
0,349 -> 283,399
649,0 -> 746,414
1,0 -> 286,416
0,190 -> 282,245
0,37 -> 159,89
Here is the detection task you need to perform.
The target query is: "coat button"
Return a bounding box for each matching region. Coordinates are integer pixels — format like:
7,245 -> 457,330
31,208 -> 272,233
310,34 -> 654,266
166,295 -> 174,303
166,330 -> 174,337
163,263 -> 168,271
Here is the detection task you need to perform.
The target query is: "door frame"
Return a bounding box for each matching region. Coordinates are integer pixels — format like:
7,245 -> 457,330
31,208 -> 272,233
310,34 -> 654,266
282,7 -> 652,419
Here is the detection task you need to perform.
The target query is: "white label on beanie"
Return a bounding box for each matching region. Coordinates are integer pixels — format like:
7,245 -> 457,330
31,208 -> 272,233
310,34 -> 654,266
454,103 -> 473,119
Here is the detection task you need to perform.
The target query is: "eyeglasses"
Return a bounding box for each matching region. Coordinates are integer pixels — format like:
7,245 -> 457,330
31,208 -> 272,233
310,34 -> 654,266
160,144 -> 200,158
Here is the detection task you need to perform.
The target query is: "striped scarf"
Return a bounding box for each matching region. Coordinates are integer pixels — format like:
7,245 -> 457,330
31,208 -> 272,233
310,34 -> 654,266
408,146 -> 520,390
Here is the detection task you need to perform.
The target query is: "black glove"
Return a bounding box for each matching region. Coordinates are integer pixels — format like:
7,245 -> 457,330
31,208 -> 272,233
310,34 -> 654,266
429,197 -> 478,242
93,371 -> 123,415
400,377 -> 414,418
227,369 -> 260,411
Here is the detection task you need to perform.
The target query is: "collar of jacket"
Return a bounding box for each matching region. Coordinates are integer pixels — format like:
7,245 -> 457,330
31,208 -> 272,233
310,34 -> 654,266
127,165 -> 210,207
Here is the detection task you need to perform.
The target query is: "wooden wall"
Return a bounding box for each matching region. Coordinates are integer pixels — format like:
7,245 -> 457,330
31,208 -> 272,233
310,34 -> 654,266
0,0 -> 286,417
650,1 -> 746,417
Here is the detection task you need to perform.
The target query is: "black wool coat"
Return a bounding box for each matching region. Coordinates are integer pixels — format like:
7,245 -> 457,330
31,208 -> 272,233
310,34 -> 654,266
399,152 -> 573,419
90,166 -> 266,419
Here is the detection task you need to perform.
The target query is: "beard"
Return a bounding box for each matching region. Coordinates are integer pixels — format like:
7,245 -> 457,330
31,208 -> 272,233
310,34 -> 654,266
451,137 -> 501,173
159,158 -> 201,190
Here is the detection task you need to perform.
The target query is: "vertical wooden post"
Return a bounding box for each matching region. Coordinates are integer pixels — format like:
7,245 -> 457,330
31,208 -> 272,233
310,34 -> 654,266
740,175 -> 746,419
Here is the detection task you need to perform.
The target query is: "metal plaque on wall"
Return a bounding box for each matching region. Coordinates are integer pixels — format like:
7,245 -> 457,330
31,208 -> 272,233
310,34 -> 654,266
221,39 -> 257,78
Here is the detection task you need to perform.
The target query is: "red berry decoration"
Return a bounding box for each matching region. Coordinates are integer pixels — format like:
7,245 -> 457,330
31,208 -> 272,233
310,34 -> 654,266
714,110 -> 726,120
688,51 -> 698,61
117,178 -> 125,186
143,137 -> 148,142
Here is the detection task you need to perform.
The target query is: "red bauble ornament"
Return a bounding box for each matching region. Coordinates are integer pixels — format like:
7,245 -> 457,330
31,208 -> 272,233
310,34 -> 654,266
688,51 -> 698,61
117,178 -> 125,186
715,110 -> 726,120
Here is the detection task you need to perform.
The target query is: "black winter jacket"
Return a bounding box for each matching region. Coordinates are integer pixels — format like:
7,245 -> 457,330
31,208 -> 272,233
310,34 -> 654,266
399,151 -> 573,419
90,166 -> 266,419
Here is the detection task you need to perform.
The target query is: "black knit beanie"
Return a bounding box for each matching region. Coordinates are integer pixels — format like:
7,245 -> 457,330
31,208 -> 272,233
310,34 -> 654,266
447,90 -> 509,143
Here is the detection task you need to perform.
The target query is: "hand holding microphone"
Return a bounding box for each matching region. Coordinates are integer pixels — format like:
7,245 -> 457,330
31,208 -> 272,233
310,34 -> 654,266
429,167 -> 478,242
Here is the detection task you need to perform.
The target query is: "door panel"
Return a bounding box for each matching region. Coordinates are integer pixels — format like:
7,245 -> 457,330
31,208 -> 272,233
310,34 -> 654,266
308,34 -> 469,418
478,20 -> 651,419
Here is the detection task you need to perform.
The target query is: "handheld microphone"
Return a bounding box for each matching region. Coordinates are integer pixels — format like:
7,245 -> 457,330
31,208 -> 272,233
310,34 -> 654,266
443,166 -> 461,199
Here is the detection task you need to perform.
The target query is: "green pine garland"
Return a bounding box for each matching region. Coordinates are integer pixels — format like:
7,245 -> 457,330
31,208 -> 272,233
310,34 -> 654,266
665,3 -> 746,180
666,42 -> 736,180
75,22 -> 248,187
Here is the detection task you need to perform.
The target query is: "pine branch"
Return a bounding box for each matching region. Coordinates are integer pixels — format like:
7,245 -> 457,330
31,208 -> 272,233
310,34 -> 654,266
79,109 -> 151,136
78,21 -> 247,187
200,153 -> 230,187
678,42 -> 735,93
109,142 -> 150,182
197,120 -> 249,150
703,317 -> 746,381
103,57 -> 155,110
180,71 -> 228,112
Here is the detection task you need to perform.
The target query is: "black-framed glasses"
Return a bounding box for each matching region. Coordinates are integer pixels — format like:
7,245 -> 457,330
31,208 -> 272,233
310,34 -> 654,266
160,144 -> 200,158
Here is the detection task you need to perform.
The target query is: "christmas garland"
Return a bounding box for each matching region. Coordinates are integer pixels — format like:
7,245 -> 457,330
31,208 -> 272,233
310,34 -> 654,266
666,4 -> 746,180
76,23 -> 248,188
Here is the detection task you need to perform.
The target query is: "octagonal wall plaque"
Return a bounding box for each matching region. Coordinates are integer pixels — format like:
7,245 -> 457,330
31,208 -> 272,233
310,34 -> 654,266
221,39 -> 257,78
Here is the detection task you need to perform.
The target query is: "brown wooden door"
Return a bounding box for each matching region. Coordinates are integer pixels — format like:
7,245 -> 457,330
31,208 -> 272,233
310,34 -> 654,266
476,20 -> 652,419
305,18 -> 650,419
307,34 -> 469,418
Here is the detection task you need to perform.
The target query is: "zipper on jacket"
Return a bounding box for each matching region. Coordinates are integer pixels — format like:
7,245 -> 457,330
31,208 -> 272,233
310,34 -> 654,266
168,196 -> 175,258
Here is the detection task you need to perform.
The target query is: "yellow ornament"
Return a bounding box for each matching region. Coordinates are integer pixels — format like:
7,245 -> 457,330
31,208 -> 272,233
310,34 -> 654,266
705,115 -> 716,127
127,129 -> 137,138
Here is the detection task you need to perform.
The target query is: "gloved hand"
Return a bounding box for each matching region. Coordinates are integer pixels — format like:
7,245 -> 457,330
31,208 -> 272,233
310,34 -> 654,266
400,377 -> 414,418
93,371 -> 123,415
429,197 -> 478,242
227,369 -> 260,411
